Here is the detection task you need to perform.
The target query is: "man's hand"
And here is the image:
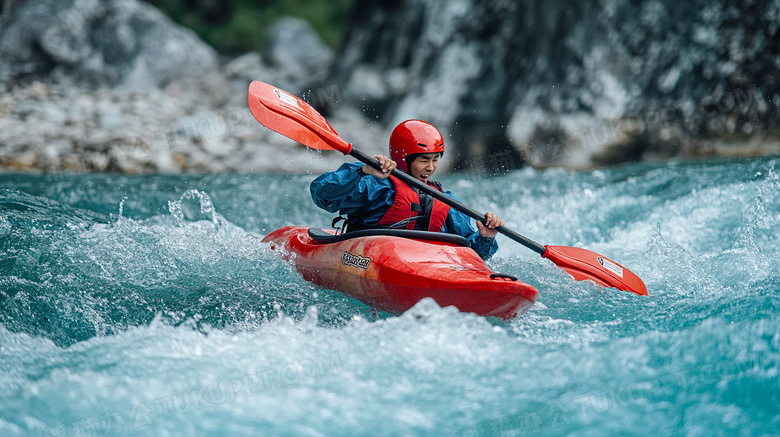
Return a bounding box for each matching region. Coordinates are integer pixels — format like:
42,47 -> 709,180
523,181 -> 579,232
362,155 -> 397,179
475,212 -> 504,238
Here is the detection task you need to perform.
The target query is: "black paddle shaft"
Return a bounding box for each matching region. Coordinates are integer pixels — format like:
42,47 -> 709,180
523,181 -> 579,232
350,148 -> 547,255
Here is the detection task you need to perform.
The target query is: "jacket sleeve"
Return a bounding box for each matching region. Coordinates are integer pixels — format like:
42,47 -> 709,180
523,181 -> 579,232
309,162 -> 395,224
441,191 -> 499,260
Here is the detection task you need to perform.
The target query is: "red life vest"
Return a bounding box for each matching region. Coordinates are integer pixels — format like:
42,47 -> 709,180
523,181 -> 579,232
376,175 -> 451,231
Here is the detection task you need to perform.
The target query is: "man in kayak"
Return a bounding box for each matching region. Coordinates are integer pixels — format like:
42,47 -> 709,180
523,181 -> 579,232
310,119 -> 505,260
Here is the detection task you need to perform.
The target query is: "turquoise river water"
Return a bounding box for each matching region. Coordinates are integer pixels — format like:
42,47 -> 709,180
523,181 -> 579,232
1,156 -> 779,436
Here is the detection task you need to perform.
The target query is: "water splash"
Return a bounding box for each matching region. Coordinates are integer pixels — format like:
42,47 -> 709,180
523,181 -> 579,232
168,189 -> 220,227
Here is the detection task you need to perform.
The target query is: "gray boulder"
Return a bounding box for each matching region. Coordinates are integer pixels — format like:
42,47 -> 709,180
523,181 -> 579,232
0,1 -> 356,175
0,0 -> 218,89
263,17 -> 334,89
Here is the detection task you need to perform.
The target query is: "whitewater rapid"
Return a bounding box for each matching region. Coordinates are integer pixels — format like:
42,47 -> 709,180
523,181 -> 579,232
1,157 -> 778,436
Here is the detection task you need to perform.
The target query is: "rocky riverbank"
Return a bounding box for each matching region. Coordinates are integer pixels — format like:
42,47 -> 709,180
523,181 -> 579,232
1,0 -> 778,174
0,0 -> 387,174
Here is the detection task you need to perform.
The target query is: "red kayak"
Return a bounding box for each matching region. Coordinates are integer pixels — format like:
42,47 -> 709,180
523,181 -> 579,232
262,226 -> 538,319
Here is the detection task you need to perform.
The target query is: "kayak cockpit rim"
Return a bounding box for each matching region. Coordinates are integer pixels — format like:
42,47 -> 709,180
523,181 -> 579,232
307,227 -> 471,247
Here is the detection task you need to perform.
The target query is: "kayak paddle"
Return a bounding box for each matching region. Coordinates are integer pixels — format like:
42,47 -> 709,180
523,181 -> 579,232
248,81 -> 648,296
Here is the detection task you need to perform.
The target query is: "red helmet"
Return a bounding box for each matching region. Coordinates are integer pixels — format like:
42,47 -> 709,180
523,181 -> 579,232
389,120 -> 445,173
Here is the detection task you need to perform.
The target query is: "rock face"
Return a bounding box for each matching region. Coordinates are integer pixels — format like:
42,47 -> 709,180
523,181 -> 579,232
330,0 -> 780,170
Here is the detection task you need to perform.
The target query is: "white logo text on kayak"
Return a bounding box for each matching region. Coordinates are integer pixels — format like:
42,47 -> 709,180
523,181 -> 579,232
341,251 -> 371,269
597,256 -> 624,278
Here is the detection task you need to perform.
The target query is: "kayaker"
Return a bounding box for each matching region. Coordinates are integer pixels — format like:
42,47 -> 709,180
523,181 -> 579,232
310,119 -> 505,260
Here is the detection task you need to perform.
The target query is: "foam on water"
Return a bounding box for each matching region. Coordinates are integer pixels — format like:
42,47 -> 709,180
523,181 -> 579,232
1,157 -> 779,436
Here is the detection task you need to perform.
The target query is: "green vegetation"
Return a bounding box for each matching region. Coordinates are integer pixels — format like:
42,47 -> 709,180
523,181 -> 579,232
146,0 -> 354,55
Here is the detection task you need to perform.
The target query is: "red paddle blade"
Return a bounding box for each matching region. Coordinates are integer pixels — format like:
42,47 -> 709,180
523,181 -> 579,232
542,245 -> 648,296
247,81 -> 352,154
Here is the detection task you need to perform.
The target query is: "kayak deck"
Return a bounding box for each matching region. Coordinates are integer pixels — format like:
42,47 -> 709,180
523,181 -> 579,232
262,226 -> 538,319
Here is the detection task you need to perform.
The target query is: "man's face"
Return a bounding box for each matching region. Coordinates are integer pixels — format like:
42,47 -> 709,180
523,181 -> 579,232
409,153 -> 440,183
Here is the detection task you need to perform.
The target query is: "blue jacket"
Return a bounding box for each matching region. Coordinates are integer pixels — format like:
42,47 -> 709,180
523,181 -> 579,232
310,162 -> 499,260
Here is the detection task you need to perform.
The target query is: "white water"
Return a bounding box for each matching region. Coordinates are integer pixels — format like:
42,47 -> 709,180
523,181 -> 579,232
1,157 -> 779,436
